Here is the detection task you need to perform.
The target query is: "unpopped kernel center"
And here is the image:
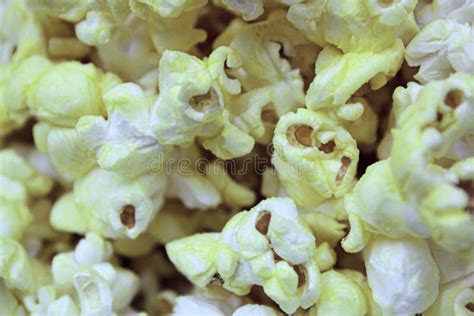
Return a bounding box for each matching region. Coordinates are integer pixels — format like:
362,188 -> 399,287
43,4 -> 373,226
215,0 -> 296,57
261,105 -> 279,125
120,204 -> 136,228
190,88 -> 218,112
336,156 -> 352,183
444,89 -> 465,108
255,211 -> 271,235
287,124 -> 314,147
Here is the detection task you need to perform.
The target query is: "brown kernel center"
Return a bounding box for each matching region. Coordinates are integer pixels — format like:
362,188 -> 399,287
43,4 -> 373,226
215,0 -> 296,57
255,211 -> 271,235
444,89 -> 464,108
120,204 -> 136,228
319,140 -> 336,153
294,264 -> 307,288
336,156 -> 351,182
261,105 -> 279,124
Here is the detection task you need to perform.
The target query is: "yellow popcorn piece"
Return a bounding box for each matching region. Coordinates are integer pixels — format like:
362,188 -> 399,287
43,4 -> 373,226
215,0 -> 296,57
339,97 -> 379,146
303,212 -> 347,248
415,0 -> 474,27
0,149 -> 53,197
272,108 -> 359,209
310,270 -> 367,316
26,0 -> 88,23
26,62 -> 121,179
75,11 -> 116,46
262,258 -> 320,314
429,241 -> 474,286
33,122 -> 97,181
1,0 -> 46,64
287,0 -> 412,53
339,269 -> 383,316
73,0 -> 130,46
173,294 -> 229,316
205,161 -> 256,209
233,304 -> 278,316
166,152 -> 222,210
97,22 -> 160,82
396,12 -> 421,45
306,41 -> 404,112
0,180 -> 30,239
314,242 -> 337,272
24,286 -> 80,316
286,0 -> 327,47
129,0 -> 208,18
168,198 -> 321,314
405,20 -> 474,84
151,47 -> 254,159
0,150 -> 52,240
166,233 -> 239,288
365,0 -> 417,27
424,284 -> 474,316
27,61 -> 112,127
51,233 -> 113,289
77,82 -> 173,177
213,12 -> 306,145
364,236 -> 440,316
342,159 -> 429,253
390,73 -> 474,197
0,236 -> 33,291
218,0 -> 263,21
227,17 -> 305,108
0,281 -> 27,315
421,157 -> 474,255
1,56 -> 51,139
377,81 -> 423,159
50,168 -> 167,239
50,233 -> 140,314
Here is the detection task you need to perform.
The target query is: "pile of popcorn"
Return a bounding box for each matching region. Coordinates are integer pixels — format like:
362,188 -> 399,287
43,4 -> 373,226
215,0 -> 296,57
1,0 -> 473,315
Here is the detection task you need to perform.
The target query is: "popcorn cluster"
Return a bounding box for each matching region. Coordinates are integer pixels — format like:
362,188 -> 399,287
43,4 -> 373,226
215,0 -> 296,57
0,0 -> 473,315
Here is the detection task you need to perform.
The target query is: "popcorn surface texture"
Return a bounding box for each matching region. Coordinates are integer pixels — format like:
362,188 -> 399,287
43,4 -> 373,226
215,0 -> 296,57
0,0 -> 473,315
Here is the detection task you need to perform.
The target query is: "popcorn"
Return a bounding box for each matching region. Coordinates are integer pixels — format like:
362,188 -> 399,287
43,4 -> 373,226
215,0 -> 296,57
151,47 -> 254,159
415,0 -> 474,26
342,159 -> 429,253
390,73 -> 474,197
24,285 -> 80,316
0,150 -> 52,240
46,233 -> 140,315
233,304 -> 278,316
272,108 -> 359,209
76,82 -> 173,177
406,20 -> 474,83
129,0 -> 208,18
205,161 -> 256,209
26,0 -> 88,23
167,198 -> 321,313
0,281 -> 27,315
50,168 -> 167,239
421,158 -> 474,255
1,1 -> 473,314
310,270 -> 367,316
424,284 -> 474,316
306,41 -> 404,114
365,0 -> 418,27
364,236 -> 440,316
